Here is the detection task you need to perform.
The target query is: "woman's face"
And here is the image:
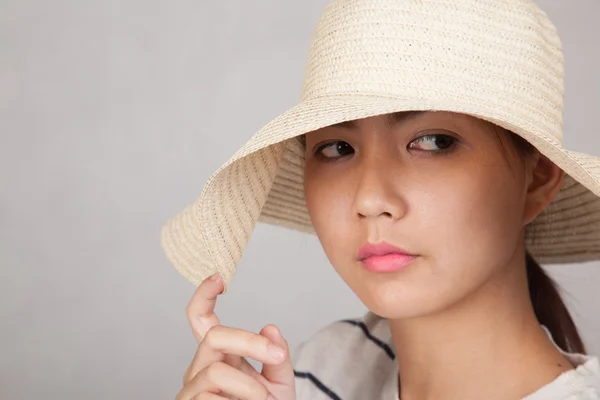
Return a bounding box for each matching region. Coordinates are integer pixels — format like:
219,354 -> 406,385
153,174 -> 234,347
303,111 -> 555,319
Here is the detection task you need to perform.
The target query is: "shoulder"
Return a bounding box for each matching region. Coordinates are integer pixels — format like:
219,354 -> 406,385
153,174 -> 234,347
524,354 -> 600,399
291,311 -> 397,400
551,354 -> 600,399
534,327 -> 600,399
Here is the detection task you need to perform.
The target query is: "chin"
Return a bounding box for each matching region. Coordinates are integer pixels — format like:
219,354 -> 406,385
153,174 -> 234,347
365,299 -> 432,321
352,277 -> 448,321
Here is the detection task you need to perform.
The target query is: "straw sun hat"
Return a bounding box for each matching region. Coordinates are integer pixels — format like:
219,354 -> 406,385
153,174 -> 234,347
161,0 -> 600,290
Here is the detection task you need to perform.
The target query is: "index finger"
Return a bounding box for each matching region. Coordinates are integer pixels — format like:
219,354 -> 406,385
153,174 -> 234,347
186,273 -> 224,343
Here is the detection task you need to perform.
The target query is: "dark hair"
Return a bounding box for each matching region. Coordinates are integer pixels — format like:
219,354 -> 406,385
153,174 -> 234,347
296,120 -> 587,354
507,132 -> 587,355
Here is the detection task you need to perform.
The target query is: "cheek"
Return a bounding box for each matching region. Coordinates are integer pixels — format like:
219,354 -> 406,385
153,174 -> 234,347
415,158 -> 526,288
381,163 -> 528,318
304,168 -> 356,261
304,160 -> 377,298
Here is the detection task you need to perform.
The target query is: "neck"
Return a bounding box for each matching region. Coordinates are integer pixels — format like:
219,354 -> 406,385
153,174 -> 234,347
388,251 -> 574,400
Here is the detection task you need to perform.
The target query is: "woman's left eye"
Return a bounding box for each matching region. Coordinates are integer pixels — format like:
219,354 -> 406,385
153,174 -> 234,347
408,134 -> 456,152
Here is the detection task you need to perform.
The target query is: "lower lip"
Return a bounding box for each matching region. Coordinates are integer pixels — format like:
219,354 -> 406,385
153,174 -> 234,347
361,253 -> 417,273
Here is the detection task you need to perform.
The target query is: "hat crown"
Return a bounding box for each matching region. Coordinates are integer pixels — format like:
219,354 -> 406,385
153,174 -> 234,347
300,0 -> 565,142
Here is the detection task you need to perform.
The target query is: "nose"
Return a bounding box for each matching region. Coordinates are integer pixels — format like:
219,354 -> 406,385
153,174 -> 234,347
352,153 -> 407,222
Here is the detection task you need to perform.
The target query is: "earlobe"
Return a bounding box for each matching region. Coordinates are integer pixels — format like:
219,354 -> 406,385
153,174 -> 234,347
522,155 -> 564,226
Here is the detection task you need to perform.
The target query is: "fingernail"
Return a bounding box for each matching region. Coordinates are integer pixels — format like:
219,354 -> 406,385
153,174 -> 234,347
267,344 -> 285,360
209,273 -> 220,281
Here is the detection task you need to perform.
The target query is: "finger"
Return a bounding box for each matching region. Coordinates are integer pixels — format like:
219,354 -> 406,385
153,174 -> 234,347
190,394 -> 228,400
184,325 -> 286,383
176,361 -> 272,400
259,325 -> 295,387
184,346 -> 256,386
183,273 -> 249,387
186,273 -> 225,342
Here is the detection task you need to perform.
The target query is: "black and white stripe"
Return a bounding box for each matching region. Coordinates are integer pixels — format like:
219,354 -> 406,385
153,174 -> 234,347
340,319 -> 396,360
292,313 -> 396,399
293,370 -> 343,400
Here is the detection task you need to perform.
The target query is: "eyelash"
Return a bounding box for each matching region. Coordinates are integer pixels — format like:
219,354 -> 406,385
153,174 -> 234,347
313,133 -> 458,161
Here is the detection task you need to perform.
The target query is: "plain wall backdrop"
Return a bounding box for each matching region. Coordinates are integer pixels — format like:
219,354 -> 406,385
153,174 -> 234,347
1,0 -> 599,399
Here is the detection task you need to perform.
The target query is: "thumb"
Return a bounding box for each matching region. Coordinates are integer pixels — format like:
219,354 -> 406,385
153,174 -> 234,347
259,324 -> 295,387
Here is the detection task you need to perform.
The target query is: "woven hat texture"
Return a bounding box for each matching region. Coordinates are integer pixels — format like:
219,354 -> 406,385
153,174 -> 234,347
161,0 -> 600,290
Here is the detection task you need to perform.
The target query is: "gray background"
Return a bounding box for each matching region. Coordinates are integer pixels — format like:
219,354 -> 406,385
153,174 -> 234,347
1,0 -> 599,399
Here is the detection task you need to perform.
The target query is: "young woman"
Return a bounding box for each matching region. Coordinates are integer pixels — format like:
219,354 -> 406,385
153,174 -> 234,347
162,0 -> 600,399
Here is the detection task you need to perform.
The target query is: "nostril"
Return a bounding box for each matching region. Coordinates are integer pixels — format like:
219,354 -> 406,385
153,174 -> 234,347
358,211 -> 393,219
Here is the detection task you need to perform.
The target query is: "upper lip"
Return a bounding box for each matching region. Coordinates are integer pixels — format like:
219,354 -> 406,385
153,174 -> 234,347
358,242 -> 416,261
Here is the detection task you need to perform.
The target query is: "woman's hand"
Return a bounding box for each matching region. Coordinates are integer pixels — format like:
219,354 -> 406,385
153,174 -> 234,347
176,274 -> 296,400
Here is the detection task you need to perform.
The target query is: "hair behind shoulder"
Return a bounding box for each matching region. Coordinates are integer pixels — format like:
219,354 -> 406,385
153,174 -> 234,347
526,252 -> 587,354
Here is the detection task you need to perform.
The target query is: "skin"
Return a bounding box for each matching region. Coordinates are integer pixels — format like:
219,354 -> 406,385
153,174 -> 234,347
179,111 -> 572,400
302,111 -> 573,400
177,273 -> 296,400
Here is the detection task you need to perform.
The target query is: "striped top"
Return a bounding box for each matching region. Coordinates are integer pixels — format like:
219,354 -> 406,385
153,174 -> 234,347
291,312 -> 600,399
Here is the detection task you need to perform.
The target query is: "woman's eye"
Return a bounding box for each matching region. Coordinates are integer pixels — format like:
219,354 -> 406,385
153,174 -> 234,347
408,134 -> 456,152
314,141 -> 354,160
313,134 -> 455,160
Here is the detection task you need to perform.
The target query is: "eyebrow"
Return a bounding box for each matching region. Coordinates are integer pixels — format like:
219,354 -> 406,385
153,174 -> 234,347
328,110 -> 427,130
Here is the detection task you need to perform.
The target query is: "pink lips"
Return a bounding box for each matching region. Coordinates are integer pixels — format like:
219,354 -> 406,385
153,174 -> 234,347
358,242 -> 418,273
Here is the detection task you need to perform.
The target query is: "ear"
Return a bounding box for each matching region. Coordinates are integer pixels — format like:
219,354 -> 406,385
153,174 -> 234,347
522,152 -> 564,226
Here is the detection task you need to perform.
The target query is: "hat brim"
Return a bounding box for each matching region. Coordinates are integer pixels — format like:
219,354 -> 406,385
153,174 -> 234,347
161,95 -> 600,289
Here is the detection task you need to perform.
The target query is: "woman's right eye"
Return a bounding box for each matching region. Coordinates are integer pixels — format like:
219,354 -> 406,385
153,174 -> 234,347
314,141 -> 354,160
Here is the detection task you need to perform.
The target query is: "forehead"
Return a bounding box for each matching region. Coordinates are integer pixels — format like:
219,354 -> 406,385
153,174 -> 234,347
321,111 -> 498,136
327,111 -> 427,130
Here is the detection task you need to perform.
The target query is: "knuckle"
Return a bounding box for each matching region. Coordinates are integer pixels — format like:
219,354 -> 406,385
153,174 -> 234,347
182,361 -> 197,386
203,325 -> 222,345
175,386 -> 188,400
182,364 -> 191,386
249,382 -> 269,399
203,361 -> 228,382
185,302 -> 195,322
193,394 -> 214,400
